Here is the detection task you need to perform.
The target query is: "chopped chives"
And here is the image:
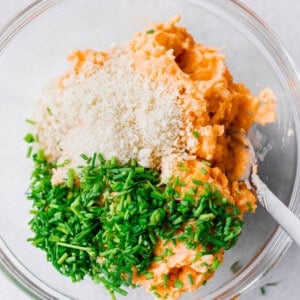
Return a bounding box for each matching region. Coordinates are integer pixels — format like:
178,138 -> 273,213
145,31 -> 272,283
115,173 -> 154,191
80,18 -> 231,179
265,282 -> 279,287
259,282 -> 279,296
211,258 -> 220,270
146,29 -> 155,34
198,213 -> 215,221
80,153 -> 89,161
26,149 -> 244,299
192,179 -> 203,186
144,272 -> 154,280
26,146 -> 33,158
192,130 -> 200,138
163,248 -> 173,257
163,274 -> 169,288
24,133 -> 35,143
175,280 -> 183,289
246,201 -> 253,212
67,168 -> 75,188
202,160 -> 212,167
46,107 -> 53,115
58,253 -> 68,265
153,291 -> 161,298
187,273 -> 194,285
153,256 -> 164,262
230,260 -> 242,274
200,167 -> 208,175
25,118 -> 35,125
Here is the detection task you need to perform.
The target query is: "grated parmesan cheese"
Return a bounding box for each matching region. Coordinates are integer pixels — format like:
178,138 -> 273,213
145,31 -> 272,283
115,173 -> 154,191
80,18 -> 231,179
31,47 -> 191,183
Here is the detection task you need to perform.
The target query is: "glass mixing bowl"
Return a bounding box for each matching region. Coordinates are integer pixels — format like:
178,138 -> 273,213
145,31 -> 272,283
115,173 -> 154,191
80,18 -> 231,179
0,0 -> 299,299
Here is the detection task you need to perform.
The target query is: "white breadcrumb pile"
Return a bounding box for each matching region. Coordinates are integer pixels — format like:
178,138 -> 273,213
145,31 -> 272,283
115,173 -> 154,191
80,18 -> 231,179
31,47 -> 191,183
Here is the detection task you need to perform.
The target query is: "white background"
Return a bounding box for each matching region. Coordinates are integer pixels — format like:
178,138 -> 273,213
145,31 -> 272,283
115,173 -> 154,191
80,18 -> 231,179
0,1 -> 299,299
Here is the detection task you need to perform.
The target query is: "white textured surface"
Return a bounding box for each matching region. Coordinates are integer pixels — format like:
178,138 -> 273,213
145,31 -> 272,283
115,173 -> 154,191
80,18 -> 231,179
0,1 -> 299,299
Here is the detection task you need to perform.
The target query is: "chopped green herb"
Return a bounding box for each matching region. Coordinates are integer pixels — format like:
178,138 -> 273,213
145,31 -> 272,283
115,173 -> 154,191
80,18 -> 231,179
260,282 -> 280,295
232,205 -> 240,215
26,146 -> 33,158
246,201 -> 253,212
143,271 -> 154,280
175,280 -> 183,289
163,248 -> 173,257
187,273 -> 194,285
162,274 -> 169,288
230,260 -> 242,274
149,208 -> 166,226
211,258 -> 220,270
202,160 -> 212,167
192,130 -> 200,138
55,159 -> 70,168
66,168 -> 75,188
193,251 -> 203,262
199,213 -> 215,221
200,167 -> 208,175
24,133 -> 35,143
26,149 -> 244,299
192,179 -> 203,186
153,291 -> 161,298
46,107 -> 53,115
235,188 -> 241,195
177,162 -> 190,172
26,119 -> 35,125
265,282 -> 279,287
146,29 -> 155,34
57,253 -> 68,265
162,293 -> 169,300
153,255 -> 164,262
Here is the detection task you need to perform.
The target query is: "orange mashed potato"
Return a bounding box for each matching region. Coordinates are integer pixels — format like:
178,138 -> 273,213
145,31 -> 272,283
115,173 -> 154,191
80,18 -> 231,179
57,16 -> 275,300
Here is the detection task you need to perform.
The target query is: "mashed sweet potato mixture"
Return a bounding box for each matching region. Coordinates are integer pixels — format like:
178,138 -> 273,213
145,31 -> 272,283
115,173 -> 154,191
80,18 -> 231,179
30,16 -> 275,300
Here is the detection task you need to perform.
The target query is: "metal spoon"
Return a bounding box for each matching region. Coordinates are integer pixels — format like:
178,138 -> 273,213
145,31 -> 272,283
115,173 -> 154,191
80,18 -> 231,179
229,129 -> 300,246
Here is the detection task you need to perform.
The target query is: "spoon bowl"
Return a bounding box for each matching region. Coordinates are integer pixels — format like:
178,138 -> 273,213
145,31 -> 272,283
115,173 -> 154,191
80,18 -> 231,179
230,129 -> 300,246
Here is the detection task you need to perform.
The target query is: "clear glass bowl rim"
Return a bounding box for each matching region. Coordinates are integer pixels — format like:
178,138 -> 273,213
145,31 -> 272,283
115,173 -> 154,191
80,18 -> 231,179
0,0 -> 300,299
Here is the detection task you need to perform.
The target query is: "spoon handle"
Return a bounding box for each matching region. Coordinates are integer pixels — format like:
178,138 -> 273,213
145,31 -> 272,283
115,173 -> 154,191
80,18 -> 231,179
252,173 -> 300,246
